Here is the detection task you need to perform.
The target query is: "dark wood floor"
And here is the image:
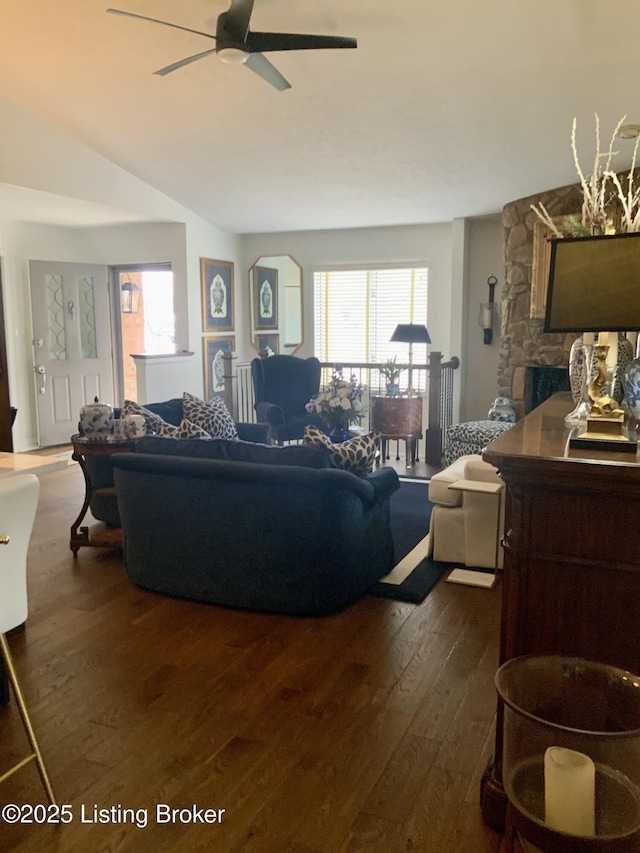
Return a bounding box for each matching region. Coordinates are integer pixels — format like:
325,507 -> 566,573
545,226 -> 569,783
0,456 -> 503,852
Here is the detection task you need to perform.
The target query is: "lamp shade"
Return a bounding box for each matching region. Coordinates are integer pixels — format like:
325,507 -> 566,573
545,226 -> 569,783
390,323 -> 431,344
545,232 -> 640,332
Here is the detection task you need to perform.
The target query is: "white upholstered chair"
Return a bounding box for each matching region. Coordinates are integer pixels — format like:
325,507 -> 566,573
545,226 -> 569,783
0,473 -> 55,803
428,454 -> 505,570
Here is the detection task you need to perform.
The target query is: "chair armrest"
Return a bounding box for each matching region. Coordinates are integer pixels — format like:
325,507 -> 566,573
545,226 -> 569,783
363,466 -> 401,503
236,422 -> 270,444
448,478 -> 503,495
255,400 -> 285,426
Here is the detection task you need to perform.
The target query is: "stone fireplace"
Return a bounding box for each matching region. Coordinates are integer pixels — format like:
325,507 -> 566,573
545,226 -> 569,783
499,182 -> 583,419
523,365 -> 570,414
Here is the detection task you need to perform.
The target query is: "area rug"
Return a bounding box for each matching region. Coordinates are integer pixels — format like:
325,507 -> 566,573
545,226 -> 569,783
369,478 -> 449,604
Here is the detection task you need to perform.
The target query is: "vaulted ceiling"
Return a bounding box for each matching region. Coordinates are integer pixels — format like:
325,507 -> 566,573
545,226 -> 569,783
0,0 -> 638,234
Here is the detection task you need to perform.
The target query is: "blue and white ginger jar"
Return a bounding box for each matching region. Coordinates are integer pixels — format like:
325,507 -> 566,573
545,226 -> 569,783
623,357 -> 640,425
488,396 -> 516,423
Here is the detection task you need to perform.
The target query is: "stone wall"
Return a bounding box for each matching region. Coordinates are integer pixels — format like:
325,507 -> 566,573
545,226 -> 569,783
499,183 -> 583,419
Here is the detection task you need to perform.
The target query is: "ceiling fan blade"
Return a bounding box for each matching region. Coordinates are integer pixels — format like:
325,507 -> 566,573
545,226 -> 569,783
153,48 -> 218,77
246,32 -> 357,53
244,53 -> 291,91
106,8 -> 216,42
224,0 -> 256,40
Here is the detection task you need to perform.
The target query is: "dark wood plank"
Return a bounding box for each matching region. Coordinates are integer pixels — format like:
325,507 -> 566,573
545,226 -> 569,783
0,458 -> 501,852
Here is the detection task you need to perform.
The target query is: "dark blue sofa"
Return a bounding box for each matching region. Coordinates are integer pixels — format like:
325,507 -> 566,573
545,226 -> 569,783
111,436 -> 400,616
82,397 -> 270,527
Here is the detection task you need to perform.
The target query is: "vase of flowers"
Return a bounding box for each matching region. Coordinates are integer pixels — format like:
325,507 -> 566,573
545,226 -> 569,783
306,367 -> 367,441
379,357 -> 406,397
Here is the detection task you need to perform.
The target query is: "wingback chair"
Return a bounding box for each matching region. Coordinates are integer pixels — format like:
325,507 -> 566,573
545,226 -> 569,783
251,355 -> 326,443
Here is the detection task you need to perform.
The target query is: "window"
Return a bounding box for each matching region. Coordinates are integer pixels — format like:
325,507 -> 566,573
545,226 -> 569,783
313,266 -> 428,365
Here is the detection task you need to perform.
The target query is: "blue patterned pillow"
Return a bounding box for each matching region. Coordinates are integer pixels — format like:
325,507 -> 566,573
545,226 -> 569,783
182,392 -> 239,440
303,425 -> 380,475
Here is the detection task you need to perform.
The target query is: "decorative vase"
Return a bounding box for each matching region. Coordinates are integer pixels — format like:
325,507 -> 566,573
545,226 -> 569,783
569,333 -> 633,405
623,338 -> 640,427
122,414 -> 146,439
566,343 -> 596,426
386,383 -> 399,397
329,426 -> 350,443
488,396 -> 516,423
79,397 -> 113,440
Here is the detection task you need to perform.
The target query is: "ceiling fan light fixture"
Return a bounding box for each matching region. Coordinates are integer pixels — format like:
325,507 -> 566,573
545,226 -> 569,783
217,47 -> 248,65
618,124 -> 640,140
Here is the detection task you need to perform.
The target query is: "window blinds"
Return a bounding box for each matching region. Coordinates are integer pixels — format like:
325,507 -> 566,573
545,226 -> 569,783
313,267 -> 428,364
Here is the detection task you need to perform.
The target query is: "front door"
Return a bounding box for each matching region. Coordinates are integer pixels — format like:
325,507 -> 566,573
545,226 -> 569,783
29,261 -> 114,447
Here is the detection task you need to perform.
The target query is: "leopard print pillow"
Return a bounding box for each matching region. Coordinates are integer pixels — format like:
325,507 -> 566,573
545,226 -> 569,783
182,392 -> 239,440
121,400 -> 163,435
303,425 -> 380,476
156,418 -> 211,439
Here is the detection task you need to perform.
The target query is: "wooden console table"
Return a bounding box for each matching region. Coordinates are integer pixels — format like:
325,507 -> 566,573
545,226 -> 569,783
70,434 -> 135,555
371,395 -> 423,466
480,392 -> 640,832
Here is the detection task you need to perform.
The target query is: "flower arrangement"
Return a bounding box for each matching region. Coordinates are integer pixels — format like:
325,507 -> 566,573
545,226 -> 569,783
531,113 -> 640,237
379,357 -> 407,385
306,367 -> 367,431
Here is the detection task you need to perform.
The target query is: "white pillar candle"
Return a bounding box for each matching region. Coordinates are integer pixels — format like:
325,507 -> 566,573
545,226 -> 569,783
582,332 -> 596,345
598,331 -> 609,347
544,746 -> 596,836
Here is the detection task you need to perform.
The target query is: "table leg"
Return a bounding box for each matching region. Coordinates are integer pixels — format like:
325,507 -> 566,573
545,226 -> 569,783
0,655 -> 8,705
69,452 -> 92,555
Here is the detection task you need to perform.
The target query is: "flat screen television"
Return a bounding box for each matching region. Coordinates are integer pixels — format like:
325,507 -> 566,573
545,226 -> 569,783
544,231 -> 640,332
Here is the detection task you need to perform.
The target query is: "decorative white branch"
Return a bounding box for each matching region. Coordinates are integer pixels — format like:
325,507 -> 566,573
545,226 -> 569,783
529,202 -> 564,236
532,114 -> 639,236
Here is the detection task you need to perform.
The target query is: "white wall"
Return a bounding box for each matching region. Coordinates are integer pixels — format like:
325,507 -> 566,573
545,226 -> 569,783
0,96 -> 243,450
0,218 -> 242,450
461,215 -> 504,420
242,222 -> 455,356
242,221 -> 505,424
0,94 -> 506,449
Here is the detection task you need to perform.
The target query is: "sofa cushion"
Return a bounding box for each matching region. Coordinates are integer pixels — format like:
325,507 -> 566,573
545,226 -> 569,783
156,418 -> 211,439
182,391 -> 238,440
463,456 -> 502,484
135,435 -> 331,468
303,425 -> 380,476
121,399 -> 163,434
143,397 -> 183,426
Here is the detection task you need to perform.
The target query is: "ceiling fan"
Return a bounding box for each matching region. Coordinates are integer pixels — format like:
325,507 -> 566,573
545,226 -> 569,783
106,0 -> 357,91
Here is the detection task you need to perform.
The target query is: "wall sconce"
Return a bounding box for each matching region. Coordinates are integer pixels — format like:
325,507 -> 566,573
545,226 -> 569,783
479,274 -> 498,345
121,278 -> 141,315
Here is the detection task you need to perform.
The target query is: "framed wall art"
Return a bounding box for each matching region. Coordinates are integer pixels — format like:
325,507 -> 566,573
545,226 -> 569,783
530,216 -> 573,320
256,334 -> 280,356
203,336 -> 235,400
201,258 -> 234,332
252,266 -> 278,330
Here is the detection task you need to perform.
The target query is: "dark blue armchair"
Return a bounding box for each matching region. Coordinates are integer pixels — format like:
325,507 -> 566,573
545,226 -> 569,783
251,354 -> 326,443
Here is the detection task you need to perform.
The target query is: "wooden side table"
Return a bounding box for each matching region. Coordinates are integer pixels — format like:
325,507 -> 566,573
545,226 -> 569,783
371,396 -> 423,466
70,434 -> 136,555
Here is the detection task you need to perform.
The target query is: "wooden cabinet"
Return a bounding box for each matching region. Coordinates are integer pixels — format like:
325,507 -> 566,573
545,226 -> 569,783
480,393 -> 640,831
370,395 -> 423,464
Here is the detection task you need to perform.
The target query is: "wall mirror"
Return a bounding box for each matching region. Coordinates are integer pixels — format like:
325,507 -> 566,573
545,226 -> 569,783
249,254 -> 303,356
